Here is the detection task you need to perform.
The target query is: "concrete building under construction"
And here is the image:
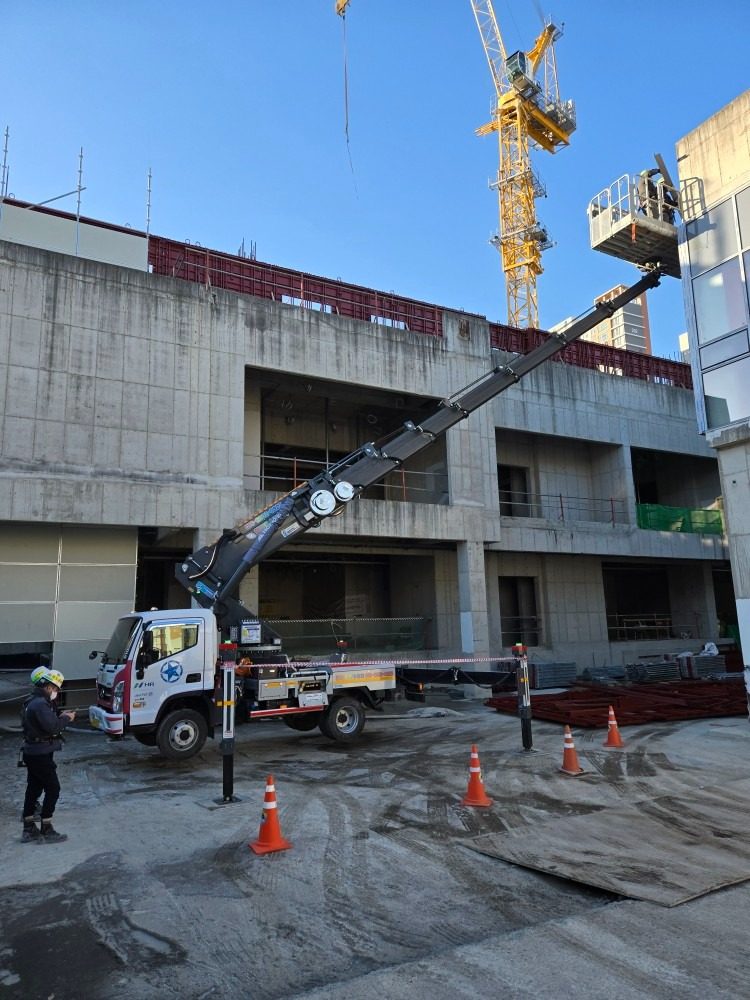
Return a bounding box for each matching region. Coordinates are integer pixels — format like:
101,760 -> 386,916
0,134 -> 736,679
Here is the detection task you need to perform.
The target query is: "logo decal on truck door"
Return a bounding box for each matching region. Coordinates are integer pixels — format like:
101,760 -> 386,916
161,661 -> 184,683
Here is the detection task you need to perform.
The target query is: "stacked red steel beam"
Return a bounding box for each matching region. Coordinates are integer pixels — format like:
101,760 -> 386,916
485,680 -> 747,727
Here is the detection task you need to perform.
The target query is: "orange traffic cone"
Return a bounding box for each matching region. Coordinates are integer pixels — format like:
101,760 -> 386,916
249,775 -> 292,855
461,744 -> 493,807
603,705 -> 624,748
559,725 -> 585,776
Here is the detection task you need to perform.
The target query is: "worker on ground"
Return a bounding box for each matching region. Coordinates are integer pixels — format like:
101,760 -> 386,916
20,667 -> 76,843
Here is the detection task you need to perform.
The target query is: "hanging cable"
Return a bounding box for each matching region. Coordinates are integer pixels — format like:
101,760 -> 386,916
341,13 -> 357,185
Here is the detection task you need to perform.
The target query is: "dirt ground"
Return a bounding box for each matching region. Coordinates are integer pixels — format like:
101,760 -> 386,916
1,691 -> 749,1000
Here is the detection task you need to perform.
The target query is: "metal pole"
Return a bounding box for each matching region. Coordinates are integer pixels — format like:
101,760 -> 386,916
513,643 -> 533,751
1,126 -> 9,199
75,147 -> 83,256
216,664 -> 239,804
145,168 -> 152,236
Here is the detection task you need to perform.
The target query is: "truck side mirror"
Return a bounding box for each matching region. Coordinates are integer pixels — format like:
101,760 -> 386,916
135,632 -> 154,680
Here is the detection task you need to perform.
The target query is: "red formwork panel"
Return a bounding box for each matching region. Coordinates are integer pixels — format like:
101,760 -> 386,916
147,235 -> 445,337
485,680 -> 747,727
489,323 -> 692,389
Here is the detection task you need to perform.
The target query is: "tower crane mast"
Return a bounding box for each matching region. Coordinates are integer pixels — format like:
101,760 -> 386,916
470,2 -> 575,330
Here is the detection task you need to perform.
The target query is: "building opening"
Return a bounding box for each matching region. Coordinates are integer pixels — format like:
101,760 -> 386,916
603,562 -> 671,640
135,528 -> 195,612
499,576 -> 540,646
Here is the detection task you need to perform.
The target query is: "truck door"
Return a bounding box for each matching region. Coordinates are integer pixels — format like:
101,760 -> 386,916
130,619 -> 206,726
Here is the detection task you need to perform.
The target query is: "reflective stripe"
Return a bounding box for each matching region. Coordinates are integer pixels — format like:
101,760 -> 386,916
263,801 -> 277,810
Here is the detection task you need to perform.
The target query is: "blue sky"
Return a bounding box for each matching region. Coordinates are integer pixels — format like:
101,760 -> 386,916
2,1 -> 748,358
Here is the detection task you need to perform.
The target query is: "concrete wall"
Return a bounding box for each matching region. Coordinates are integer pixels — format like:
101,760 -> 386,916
0,202 -> 148,271
0,236 -> 730,677
0,523 -> 136,678
677,91 -> 750,221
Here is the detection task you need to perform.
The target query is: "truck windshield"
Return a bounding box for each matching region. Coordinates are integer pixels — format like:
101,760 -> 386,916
103,617 -> 140,665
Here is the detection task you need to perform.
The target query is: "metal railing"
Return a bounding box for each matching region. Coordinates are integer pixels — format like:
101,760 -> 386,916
500,616 -> 542,648
245,453 -> 449,504
606,612 -> 707,642
499,489 -> 626,525
264,617 -> 428,657
589,173 -> 679,233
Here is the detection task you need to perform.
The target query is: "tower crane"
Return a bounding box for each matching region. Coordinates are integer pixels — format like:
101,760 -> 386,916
470,3 -> 575,330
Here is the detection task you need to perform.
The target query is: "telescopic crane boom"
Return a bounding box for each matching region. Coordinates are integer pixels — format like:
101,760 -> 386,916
176,268 -> 662,641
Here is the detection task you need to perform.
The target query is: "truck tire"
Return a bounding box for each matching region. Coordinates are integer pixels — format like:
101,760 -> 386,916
283,713 -> 322,732
156,709 -> 208,760
319,697 -> 366,742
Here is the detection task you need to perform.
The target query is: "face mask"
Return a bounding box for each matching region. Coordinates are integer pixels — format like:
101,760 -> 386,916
48,690 -> 58,701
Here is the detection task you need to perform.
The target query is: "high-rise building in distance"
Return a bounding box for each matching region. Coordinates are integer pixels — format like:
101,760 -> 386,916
551,284 -> 652,354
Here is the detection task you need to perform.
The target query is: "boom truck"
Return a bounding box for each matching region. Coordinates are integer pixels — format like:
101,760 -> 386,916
89,269 -> 663,759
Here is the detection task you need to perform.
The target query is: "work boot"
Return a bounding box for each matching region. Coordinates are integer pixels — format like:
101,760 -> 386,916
40,822 -> 67,843
21,821 -> 42,844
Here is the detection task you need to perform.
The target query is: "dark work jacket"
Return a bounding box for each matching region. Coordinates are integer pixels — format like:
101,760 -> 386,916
22,693 -> 70,755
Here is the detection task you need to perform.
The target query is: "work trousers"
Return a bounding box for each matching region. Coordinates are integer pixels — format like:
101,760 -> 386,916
22,753 -> 60,821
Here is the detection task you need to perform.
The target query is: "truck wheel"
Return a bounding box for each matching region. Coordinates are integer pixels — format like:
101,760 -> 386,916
319,697 -> 366,742
283,713 -> 322,732
156,709 -> 208,760
133,732 -> 157,747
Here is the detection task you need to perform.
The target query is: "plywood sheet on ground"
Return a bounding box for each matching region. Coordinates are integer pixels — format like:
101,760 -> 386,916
466,778 -> 750,906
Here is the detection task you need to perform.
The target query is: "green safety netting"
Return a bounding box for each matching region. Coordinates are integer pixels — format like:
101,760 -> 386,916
636,503 -> 724,535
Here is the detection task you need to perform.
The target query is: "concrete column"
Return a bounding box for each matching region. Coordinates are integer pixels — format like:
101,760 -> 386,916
456,540 -> 489,656
239,570 -> 259,617
709,422 -> 750,666
445,408 -> 495,509
243,377 -> 262,490
433,549 -> 458,649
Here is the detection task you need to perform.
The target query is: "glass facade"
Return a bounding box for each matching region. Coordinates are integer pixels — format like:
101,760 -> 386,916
693,259 -> 745,343
703,355 -> 750,428
686,185 -> 750,431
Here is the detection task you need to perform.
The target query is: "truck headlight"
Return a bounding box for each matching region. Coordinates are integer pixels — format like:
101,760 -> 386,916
112,680 -> 125,713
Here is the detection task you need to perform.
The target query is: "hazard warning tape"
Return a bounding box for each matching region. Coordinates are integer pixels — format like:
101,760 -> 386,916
324,656 -> 512,668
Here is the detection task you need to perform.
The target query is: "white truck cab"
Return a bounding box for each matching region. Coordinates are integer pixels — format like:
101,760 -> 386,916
89,608 -> 219,757
89,608 -> 400,760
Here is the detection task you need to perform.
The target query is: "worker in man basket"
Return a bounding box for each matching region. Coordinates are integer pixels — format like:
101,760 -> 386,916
19,667 -> 76,843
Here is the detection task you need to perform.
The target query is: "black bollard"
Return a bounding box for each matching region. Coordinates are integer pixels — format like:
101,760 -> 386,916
513,643 -> 533,751
216,664 -> 240,804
